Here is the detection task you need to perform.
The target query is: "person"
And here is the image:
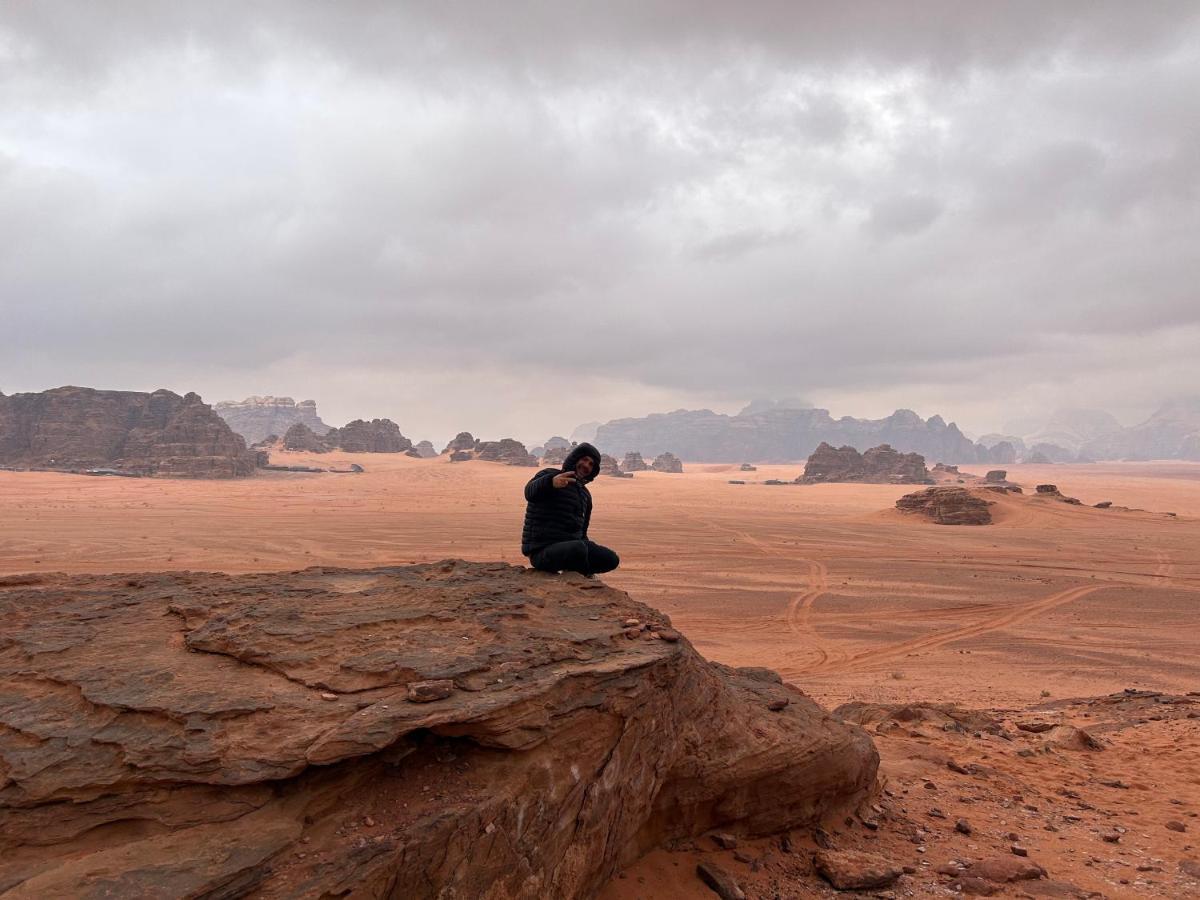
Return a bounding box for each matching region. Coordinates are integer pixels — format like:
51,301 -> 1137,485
521,442 -> 620,576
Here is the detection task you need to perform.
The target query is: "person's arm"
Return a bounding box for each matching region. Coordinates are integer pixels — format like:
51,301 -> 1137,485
581,490 -> 592,539
524,469 -> 559,502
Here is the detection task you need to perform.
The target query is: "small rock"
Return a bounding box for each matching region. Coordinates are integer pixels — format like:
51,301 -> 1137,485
406,679 -> 454,703
813,849 -> 903,891
363,816 -> 375,827
1011,844 -> 1028,857
623,618 -> 640,627
951,875 -> 998,896
711,832 -> 738,850
657,628 -> 681,642
320,692 -> 338,701
696,862 -> 745,900
779,834 -> 794,853
928,807 -> 946,819
624,627 -> 641,639
813,827 -> 833,849
1166,820 -> 1186,833
1101,832 -> 1121,843
767,698 -> 788,711
1180,859 -> 1200,878
732,850 -> 753,864
956,819 -> 973,835
971,856 -> 1047,883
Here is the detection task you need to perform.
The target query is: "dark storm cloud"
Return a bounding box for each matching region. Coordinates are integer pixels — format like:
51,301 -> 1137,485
2,1 -> 1199,439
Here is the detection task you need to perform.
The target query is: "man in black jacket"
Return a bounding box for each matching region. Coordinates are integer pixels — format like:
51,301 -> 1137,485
521,442 -> 619,576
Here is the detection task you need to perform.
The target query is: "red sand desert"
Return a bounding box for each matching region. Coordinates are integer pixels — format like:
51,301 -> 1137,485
2,455 -> 1198,897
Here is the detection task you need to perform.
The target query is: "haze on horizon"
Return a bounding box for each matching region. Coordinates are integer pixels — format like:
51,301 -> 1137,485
3,2 -> 1199,447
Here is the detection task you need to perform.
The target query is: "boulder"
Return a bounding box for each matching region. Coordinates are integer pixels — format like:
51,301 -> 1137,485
739,463 -> 757,472
985,470 -> 1008,483
413,441 -> 437,458
599,454 -> 621,475
798,442 -> 930,484
213,396 -> 330,445
621,451 -> 650,472
895,487 -> 993,525
0,386 -> 256,478
0,562 -> 878,898
970,856 -> 1047,883
651,452 -> 684,473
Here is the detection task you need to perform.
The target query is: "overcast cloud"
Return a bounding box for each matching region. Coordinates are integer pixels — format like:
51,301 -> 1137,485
2,1 -> 1198,445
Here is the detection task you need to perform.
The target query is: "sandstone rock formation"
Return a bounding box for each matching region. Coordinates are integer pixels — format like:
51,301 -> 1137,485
985,469 -> 1008,483
412,441 -> 437,458
282,422 -> 332,453
214,396 -> 330,445
0,562 -> 877,898
442,432 -> 478,454
651,452 -> 684,473
798,443 -> 930,485
599,453 -> 621,475
326,419 -> 412,453
474,439 -> 539,466
621,451 -> 649,472
542,446 -> 570,466
894,486 -> 993,525
0,386 -> 256,477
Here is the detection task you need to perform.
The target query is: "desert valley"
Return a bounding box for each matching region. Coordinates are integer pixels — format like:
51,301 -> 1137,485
2,429 -> 1198,898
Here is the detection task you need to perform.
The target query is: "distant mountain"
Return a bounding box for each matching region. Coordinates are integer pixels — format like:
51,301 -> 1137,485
1082,398 -> 1200,461
592,406 -> 1008,464
570,421 -> 600,444
1022,408 -> 1123,455
214,396 -> 330,444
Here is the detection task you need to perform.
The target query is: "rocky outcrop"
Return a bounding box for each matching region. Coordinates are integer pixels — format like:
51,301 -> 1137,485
326,419 -> 412,453
621,451 -> 649,472
651,452 -> 684,473
985,469 -> 1008,483
0,562 -> 877,899
595,406 -> 997,464
413,441 -> 437,458
895,486 -> 993,525
474,439 -> 539,466
442,432 -> 478,454
213,396 -> 330,445
542,446 -> 570,466
0,386 -> 256,477
798,443 -> 930,485
282,422 -> 333,453
599,454 -> 621,476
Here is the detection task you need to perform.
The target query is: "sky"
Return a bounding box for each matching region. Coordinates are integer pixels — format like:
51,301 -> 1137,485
2,2 -> 1198,447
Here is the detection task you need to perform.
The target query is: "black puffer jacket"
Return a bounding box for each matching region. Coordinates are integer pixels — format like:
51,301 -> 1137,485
521,442 -> 603,556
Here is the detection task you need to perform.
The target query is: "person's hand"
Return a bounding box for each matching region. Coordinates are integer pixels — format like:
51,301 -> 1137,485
552,472 -> 577,488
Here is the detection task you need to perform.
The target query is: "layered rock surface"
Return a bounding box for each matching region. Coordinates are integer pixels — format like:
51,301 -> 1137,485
798,443 -> 931,485
214,397 -> 330,445
0,562 -> 876,899
0,386 -> 256,477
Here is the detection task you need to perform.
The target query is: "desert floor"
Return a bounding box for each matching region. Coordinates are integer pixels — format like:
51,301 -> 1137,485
2,455 -> 1198,897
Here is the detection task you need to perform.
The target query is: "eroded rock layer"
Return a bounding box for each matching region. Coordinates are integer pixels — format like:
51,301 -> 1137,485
0,562 -> 877,899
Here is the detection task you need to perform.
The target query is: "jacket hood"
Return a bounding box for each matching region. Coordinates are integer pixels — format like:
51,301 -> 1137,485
561,442 -> 602,483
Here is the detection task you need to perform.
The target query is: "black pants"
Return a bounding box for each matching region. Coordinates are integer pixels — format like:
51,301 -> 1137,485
529,540 -> 620,576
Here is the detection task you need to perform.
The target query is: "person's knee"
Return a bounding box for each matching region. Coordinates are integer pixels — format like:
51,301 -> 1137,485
591,545 -> 620,574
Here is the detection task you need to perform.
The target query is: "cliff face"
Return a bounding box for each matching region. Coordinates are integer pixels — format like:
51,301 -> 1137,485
0,386 -> 255,477
594,407 -> 994,464
0,561 -> 877,899
214,396 -> 330,445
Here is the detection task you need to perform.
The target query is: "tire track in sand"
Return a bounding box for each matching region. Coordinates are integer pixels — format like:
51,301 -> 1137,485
799,583 -> 1102,675
784,560 -> 845,669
